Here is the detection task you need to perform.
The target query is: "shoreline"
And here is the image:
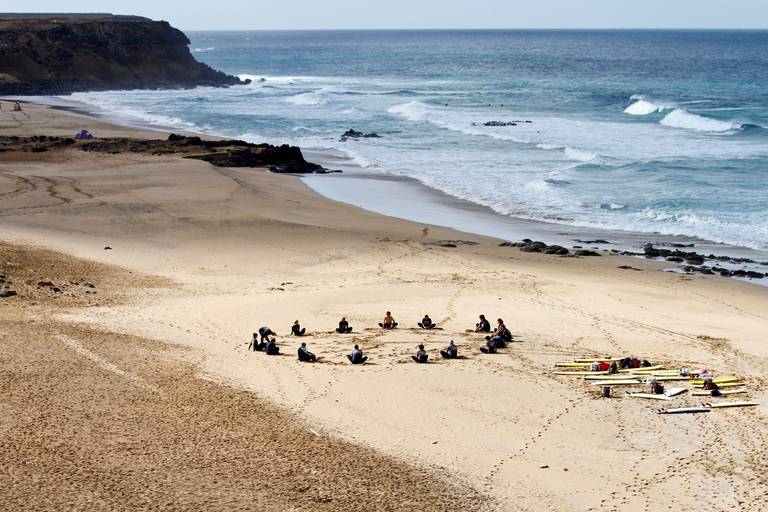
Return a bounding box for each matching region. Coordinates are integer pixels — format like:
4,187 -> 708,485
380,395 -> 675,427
3,101 -> 768,511
9,94 -> 768,282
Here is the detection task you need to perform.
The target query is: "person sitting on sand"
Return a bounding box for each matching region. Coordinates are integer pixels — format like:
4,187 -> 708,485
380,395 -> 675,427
440,340 -> 458,359
336,317 -> 352,334
259,326 -> 276,343
480,336 -> 496,354
491,334 -> 505,349
412,344 -> 428,363
13,101 -> 21,111
265,339 -> 280,355
248,332 -> 265,351
475,314 -> 491,332
298,342 -> 316,362
379,311 -> 397,329
291,320 -> 306,336
347,345 -> 368,364
418,314 -> 436,329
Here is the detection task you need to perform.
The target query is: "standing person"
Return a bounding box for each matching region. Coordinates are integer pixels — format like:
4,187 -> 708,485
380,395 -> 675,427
379,311 -> 398,329
291,320 -> 306,336
475,315 -> 491,332
248,332 -> 265,351
347,345 -> 368,364
440,340 -> 458,359
265,338 -> 280,355
259,326 -> 276,343
480,336 -> 497,354
336,317 -> 352,334
418,314 -> 436,329
412,344 -> 428,363
297,342 -> 316,361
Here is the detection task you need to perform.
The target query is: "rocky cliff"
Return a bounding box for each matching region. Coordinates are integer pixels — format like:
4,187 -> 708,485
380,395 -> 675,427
0,14 -> 247,95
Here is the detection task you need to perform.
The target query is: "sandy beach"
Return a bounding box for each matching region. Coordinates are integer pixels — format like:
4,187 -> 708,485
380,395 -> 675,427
2,102 -> 768,511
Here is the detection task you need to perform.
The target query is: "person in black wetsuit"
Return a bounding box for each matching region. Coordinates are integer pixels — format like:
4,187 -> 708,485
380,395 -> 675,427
418,314 -> 436,329
248,332 -> 265,351
265,339 -> 280,355
291,320 -> 306,336
480,336 -> 496,354
440,340 -> 458,359
347,345 -> 367,364
336,317 -> 352,334
475,314 -> 491,332
297,342 -> 316,361
259,326 -> 276,343
412,344 -> 428,363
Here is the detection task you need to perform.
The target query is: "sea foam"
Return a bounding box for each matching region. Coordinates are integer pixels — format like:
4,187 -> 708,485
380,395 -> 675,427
660,109 -> 740,133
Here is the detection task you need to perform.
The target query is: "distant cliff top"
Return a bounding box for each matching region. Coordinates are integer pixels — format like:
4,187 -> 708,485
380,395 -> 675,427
0,14 -> 248,95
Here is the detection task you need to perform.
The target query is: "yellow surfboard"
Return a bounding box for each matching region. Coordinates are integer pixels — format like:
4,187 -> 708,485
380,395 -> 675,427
690,377 -> 741,385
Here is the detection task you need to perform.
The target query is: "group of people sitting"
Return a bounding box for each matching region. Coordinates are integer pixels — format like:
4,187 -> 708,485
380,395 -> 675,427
248,312 -> 510,364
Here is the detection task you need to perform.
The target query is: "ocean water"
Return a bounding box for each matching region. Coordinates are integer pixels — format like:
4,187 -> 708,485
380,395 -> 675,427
61,30 -> 768,252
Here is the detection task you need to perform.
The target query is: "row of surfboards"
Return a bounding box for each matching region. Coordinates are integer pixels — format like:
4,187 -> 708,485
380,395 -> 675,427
554,357 -> 759,412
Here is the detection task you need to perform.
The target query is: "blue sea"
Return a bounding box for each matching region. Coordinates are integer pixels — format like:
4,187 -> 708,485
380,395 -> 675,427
59,30 -> 768,254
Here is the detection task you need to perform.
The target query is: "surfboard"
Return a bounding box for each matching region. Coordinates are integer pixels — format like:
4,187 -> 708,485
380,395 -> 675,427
639,371 -> 681,376
690,377 -> 741,385
691,388 -> 747,396
553,371 -> 609,376
695,382 -> 745,388
590,380 -> 643,386
645,376 -> 694,382
619,365 -> 665,373
664,388 -> 688,397
584,374 -> 639,380
625,393 -> 673,401
657,407 -> 710,414
554,362 -> 589,367
703,401 -> 758,408
574,358 -> 623,363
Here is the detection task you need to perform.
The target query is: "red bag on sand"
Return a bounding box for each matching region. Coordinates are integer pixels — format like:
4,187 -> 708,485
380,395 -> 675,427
598,362 -> 611,371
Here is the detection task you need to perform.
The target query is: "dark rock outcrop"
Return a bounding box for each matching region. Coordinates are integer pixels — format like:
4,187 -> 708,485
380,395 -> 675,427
341,129 -> 380,140
0,14 -> 247,95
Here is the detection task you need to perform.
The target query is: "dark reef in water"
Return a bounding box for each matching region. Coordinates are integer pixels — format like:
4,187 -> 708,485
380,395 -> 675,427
0,13 -> 248,95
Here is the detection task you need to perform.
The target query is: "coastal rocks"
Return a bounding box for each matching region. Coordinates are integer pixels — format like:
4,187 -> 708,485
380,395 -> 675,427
0,288 -> 17,297
0,14 -> 247,96
341,129 -> 380,141
427,240 -> 479,248
574,250 -> 602,257
500,239 -> 570,255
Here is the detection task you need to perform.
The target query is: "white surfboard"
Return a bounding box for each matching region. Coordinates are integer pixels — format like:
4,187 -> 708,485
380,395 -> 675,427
657,407 -> 710,414
619,365 -> 664,373
625,393 -> 673,401
590,380 -> 643,386
664,388 -> 688,397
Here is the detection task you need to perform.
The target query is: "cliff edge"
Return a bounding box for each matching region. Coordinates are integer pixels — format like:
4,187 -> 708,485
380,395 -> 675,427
0,14 -> 248,95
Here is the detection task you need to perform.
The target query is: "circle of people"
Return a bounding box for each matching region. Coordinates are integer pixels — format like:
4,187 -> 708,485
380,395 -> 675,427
248,313 -> 513,364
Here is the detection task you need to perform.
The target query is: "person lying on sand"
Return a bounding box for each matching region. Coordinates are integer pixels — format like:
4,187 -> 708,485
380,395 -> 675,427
297,342 -> 316,362
475,314 -> 491,332
336,317 -> 352,333
412,344 -> 428,363
418,314 -> 436,329
265,339 -> 280,355
259,326 -> 276,342
291,320 -> 306,336
347,345 -> 368,364
480,336 -> 496,354
248,332 -> 265,351
379,311 -> 397,329
440,340 -> 458,359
